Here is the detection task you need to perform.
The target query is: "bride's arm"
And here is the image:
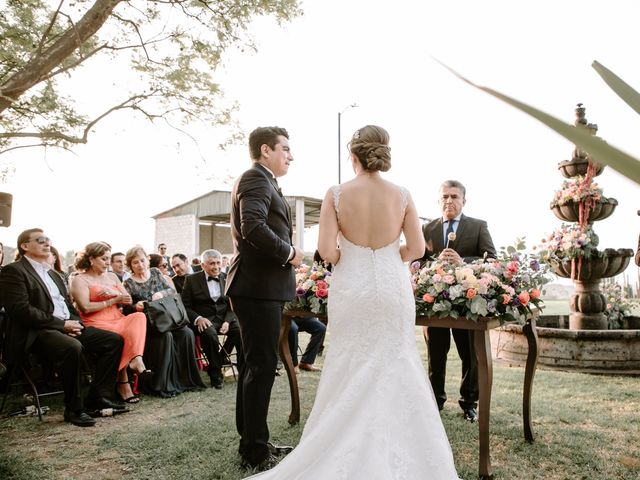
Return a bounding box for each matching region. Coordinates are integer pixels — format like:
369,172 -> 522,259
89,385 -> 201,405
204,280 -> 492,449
318,188 -> 341,265
400,192 -> 426,262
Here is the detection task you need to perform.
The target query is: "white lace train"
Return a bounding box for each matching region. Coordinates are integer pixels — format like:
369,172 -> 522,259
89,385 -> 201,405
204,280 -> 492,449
245,232 -> 460,479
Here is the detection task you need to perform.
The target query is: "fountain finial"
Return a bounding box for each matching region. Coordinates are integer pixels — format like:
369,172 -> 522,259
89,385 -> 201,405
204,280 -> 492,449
573,103 -> 598,160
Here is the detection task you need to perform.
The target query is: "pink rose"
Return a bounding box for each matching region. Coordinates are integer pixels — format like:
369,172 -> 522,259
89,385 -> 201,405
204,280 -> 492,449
310,273 -> 318,280
466,288 -> 477,299
423,293 -> 435,303
316,280 -> 328,290
530,288 -> 541,300
501,294 -> 511,305
518,291 -> 530,306
316,288 -> 328,298
507,261 -> 519,273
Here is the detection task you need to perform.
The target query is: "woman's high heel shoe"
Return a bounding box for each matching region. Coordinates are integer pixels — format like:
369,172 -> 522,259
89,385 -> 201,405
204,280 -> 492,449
117,381 -> 140,404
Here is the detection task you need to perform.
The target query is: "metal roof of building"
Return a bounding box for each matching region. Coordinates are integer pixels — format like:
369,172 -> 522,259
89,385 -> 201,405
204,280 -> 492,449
153,190 -> 323,227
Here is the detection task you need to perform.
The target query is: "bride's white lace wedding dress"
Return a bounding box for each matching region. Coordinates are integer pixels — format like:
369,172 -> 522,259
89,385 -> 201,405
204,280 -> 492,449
247,186 -> 459,479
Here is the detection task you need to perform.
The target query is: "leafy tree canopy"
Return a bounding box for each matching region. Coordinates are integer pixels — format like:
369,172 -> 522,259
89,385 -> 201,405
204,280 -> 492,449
0,0 -> 302,155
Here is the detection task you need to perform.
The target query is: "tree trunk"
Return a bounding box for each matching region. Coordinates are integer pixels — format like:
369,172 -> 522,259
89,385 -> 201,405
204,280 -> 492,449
0,0 -> 122,114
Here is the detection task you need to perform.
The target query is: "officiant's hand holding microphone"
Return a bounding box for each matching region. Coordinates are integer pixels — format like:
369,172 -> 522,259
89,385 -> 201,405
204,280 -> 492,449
439,232 -> 463,265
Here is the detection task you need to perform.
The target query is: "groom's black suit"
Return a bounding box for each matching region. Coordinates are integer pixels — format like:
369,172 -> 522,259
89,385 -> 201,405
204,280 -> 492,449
421,214 -> 496,411
0,257 -> 123,413
226,162 -> 296,466
181,270 -> 242,381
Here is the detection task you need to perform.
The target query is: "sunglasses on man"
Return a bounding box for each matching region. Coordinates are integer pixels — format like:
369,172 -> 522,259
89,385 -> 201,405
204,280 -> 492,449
28,236 -> 51,245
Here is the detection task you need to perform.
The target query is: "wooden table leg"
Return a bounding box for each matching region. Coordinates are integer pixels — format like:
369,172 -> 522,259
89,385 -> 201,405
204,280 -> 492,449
475,329 -> 494,480
522,316 -> 539,442
279,315 -> 300,424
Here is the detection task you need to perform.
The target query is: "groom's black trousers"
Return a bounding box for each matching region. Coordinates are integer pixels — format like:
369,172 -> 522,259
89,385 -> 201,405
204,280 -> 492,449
230,296 -> 282,465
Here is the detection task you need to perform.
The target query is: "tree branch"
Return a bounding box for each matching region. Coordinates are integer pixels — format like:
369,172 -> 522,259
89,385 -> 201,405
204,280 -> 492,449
0,0 -> 123,113
32,0 -> 66,60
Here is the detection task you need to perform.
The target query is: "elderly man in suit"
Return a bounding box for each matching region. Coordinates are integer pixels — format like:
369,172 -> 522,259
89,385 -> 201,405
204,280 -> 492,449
420,180 -> 496,422
181,249 -> 242,389
0,228 -> 123,427
226,126 -> 304,471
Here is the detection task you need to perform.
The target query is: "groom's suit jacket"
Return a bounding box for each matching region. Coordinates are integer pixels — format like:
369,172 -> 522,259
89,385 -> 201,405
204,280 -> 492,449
181,270 -> 237,326
420,214 -> 496,263
225,163 -> 295,301
0,257 -> 81,363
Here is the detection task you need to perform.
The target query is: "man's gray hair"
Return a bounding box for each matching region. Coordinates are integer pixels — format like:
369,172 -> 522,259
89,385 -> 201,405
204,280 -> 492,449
440,179 -> 466,198
201,249 -> 222,262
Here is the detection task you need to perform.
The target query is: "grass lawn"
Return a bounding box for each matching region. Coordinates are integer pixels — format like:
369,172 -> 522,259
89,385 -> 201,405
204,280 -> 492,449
1,330 -> 639,480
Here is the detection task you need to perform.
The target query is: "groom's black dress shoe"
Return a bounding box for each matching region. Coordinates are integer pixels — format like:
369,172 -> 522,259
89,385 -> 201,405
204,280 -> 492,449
463,407 -> 478,422
267,441 -> 293,456
240,453 -> 279,472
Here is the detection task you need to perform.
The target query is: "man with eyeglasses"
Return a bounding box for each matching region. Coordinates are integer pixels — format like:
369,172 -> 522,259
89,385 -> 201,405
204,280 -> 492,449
0,228 -> 124,427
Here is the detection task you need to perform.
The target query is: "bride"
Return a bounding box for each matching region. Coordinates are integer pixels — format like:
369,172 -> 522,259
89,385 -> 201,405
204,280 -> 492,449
246,125 -> 460,479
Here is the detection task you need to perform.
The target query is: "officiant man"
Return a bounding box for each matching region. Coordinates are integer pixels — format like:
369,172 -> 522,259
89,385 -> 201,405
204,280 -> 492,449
420,180 -> 496,422
226,126 -> 303,471
180,249 -> 242,389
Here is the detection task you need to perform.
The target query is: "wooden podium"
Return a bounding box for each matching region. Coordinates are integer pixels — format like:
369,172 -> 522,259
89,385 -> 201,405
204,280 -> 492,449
280,310 -> 539,480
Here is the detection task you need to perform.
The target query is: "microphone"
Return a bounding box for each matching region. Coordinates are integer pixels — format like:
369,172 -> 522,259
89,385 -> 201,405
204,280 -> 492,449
446,231 -> 456,249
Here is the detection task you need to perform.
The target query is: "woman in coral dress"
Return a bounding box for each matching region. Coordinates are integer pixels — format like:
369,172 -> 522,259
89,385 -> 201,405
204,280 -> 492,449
70,241 -> 149,403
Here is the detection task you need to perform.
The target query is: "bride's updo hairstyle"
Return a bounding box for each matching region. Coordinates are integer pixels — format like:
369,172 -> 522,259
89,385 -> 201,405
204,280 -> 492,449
349,125 -> 391,172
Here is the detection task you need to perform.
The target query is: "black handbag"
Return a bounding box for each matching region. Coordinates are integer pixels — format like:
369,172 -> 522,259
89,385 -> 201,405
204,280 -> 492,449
144,294 -> 190,334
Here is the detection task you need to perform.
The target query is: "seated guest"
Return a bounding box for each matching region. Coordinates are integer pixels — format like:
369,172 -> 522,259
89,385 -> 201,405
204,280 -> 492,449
181,249 -> 243,389
221,255 -> 230,274
110,252 -> 130,282
0,229 -> 123,426
123,245 -> 205,397
191,257 -> 202,272
170,253 -> 192,294
47,245 -> 69,288
288,317 -> 326,372
70,242 -> 149,404
157,243 -> 175,276
149,253 -> 175,288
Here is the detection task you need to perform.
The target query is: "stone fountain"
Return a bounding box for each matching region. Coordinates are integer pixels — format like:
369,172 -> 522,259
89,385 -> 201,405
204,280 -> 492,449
491,105 -> 639,374
551,104 -> 634,329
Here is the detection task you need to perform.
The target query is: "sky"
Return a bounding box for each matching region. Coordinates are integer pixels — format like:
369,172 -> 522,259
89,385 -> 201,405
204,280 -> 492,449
0,0 -> 639,284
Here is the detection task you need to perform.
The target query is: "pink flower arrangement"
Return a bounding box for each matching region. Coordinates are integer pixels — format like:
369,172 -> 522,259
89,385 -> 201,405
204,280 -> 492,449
550,176 -> 602,207
535,223 -> 600,262
411,239 -> 550,323
285,262 -> 332,315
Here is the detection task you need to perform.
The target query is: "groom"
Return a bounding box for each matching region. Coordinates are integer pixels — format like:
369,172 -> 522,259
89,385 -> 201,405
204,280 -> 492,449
420,180 -> 496,422
226,126 -> 304,471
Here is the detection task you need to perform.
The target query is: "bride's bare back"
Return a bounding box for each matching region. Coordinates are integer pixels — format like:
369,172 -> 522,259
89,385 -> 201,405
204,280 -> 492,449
337,176 -> 405,248
318,174 -> 424,264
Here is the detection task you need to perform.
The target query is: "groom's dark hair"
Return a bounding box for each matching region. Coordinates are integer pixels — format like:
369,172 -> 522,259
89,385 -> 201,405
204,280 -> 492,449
249,126 -> 289,161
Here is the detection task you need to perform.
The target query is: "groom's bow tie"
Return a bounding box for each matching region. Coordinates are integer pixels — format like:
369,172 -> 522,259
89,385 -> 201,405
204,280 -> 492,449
207,276 -> 220,282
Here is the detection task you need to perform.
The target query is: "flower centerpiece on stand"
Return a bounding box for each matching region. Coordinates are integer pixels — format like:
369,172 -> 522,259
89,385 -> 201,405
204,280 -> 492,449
412,239 -> 551,323
285,262 -> 331,315
536,223 -> 601,265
